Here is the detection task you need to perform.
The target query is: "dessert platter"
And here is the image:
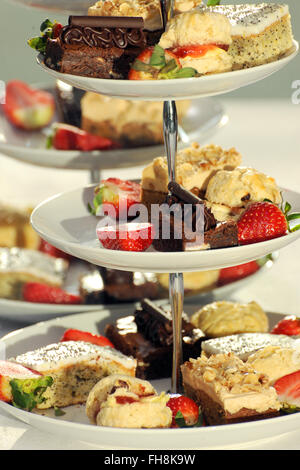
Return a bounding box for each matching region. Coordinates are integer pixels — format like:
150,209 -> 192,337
2,302 -> 300,449
0,82 -> 226,173
2,0 -> 300,451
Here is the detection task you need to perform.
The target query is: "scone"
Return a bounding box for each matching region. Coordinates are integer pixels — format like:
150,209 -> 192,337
247,345 -> 300,384
13,342 -> 137,409
191,300 -> 269,338
86,374 -> 172,428
159,10 -> 233,74
205,167 -> 282,222
81,92 -> 190,147
141,143 -> 242,213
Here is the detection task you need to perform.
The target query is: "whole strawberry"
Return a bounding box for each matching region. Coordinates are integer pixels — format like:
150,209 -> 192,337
237,201 -> 288,245
218,261 -> 260,285
167,395 -> 200,428
271,315 -> 300,336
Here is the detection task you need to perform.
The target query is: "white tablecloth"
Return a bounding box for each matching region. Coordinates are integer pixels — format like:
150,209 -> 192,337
0,98 -> 300,450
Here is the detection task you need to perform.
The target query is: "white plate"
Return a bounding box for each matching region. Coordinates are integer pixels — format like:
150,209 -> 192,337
0,254 -> 276,323
8,0 -> 93,13
31,185 -> 300,273
0,87 -> 226,170
37,42 -> 299,101
1,307 -> 299,450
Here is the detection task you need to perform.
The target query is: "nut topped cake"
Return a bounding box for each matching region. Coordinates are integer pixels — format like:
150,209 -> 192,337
141,143 -> 242,210
13,341 -> 137,409
200,3 -> 294,69
181,352 -> 280,425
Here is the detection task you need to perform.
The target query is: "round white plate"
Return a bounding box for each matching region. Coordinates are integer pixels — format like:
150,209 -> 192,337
0,86 -> 226,170
31,185 -> 300,273
0,254 -> 276,323
1,307 -> 299,450
37,42 -> 299,101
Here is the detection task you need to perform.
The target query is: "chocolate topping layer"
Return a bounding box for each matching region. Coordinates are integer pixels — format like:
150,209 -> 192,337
69,15 -> 144,29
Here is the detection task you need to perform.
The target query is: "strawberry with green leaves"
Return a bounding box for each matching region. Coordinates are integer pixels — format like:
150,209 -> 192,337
167,395 -> 203,428
88,178 -> 141,219
28,18 -> 63,54
129,45 -> 198,80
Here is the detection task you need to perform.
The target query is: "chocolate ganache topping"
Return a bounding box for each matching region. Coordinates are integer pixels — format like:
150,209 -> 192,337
60,15 -> 147,49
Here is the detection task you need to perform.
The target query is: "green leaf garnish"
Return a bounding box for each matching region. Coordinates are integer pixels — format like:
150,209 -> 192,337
131,60 -> 157,74
174,407 -> 205,428
149,45 -> 166,68
281,201 -> 300,233
207,0 -> 221,5
28,18 -> 59,54
54,406 -> 66,416
10,376 -> 53,411
40,19 -> 54,33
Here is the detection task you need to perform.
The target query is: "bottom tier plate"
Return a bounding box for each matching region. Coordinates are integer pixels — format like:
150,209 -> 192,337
1,306 -> 300,450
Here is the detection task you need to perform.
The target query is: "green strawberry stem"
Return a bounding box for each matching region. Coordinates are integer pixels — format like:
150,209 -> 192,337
282,201 -> 300,233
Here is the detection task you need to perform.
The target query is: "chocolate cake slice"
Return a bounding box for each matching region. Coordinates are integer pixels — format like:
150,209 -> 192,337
45,15 -> 148,79
105,298 -> 206,379
152,181 -> 238,252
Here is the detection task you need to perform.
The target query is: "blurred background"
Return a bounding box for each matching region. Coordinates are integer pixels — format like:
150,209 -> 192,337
0,0 -> 299,99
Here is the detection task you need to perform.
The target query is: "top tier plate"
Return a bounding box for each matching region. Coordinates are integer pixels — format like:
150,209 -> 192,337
37,41 -> 298,101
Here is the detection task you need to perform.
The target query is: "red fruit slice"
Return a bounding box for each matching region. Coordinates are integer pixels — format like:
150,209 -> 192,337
274,370 -> 300,407
0,360 -> 41,402
22,282 -> 82,305
237,202 -> 288,245
97,222 -> 154,252
51,124 -> 120,151
39,239 -> 71,261
60,329 -> 115,348
167,395 -> 199,428
3,80 -> 55,130
218,261 -> 260,286
171,44 -> 221,58
271,316 -> 300,336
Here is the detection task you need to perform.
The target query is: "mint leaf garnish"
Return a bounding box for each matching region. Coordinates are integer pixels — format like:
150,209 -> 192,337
10,376 -> 53,411
207,0 -> 221,5
149,45 -> 166,67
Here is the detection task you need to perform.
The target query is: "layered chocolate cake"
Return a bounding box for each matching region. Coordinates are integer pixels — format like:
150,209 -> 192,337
45,15 -> 148,79
152,181 -> 238,252
105,298 -> 206,379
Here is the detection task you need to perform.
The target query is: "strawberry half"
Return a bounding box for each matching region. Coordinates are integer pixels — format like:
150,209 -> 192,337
237,201 -> 288,245
22,282 -> 82,304
97,222 -> 154,252
49,123 -> 120,151
89,178 -> 141,219
167,395 -> 200,428
218,261 -> 260,286
129,44 -> 197,80
271,315 -> 300,336
274,370 -> 300,408
3,80 -> 55,131
60,329 -> 115,348
39,239 -> 71,261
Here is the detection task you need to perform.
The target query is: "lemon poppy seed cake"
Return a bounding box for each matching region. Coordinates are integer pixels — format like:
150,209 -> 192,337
12,341 -> 137,409
201,3 -> 294,69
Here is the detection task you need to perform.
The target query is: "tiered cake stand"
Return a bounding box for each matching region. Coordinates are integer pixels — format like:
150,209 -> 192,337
31,36 -> 300,394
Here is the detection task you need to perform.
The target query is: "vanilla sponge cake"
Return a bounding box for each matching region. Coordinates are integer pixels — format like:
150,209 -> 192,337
201,4 -> 294,69
141,143 -> 242,213
13,341 -> 137,409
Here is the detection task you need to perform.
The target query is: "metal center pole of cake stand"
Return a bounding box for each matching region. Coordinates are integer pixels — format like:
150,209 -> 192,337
163,100 -> 184,394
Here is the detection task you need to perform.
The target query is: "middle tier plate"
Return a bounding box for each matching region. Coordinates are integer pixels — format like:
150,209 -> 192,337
31,185 -> 300,273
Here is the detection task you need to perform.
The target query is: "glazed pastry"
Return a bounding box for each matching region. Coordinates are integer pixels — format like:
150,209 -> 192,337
181,353 -> 280,425
86,374 -> 172,428
191,300 -> 269,338
0,247 -> 68,300
13,341 -> 136,409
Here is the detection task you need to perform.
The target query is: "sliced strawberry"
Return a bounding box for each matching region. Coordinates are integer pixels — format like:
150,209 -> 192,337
274,370 -> 300,407
22,282 -> 82,304
0,360 -> 41,403
60,329 -> 115,348
3,80 -> 55,131
97,222 -> 154,252
167,395 -> 199,428
237,202 -> 288,245
52,22 -> 63,39
50,124 -> 120,151
39,239 -> 71,261
271,316 -> 300,336
89,178 -> 141,219
218,261 -> 260,286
